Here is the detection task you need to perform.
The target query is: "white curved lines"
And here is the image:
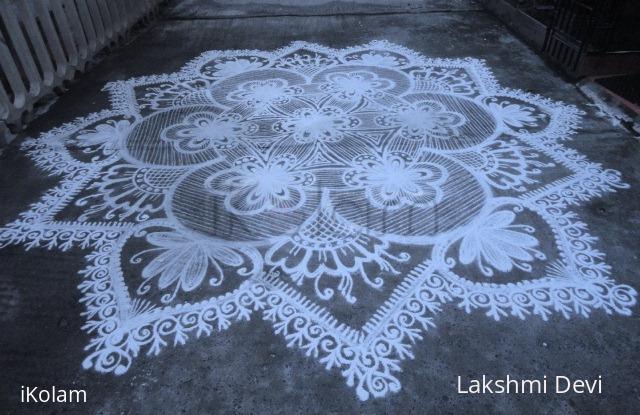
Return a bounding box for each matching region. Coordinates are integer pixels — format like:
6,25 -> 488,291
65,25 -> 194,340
0,40 -> 635,402
205,154 -> 315,216
273,105 -> 360,144
343,151 -> 448,211
161,111 -> 254,153
459,210 -> 545,276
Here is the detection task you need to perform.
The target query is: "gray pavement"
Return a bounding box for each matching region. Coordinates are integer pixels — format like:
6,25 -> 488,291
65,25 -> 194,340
166,0 -> 481,18
0,1 -> 639,414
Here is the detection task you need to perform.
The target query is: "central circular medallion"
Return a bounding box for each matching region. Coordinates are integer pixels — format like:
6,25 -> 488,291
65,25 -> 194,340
125,66 -> 501,245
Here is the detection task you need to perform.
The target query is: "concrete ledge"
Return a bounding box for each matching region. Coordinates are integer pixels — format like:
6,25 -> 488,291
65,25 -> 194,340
578,77 -> 640,136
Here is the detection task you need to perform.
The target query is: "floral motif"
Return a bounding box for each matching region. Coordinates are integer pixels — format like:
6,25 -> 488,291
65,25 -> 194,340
485,98 -> 548,130
273,105 -> 360,143
227,79 -> 301,107
273,52 -> 339,73
138,79 -> 213,110
346,52 -> 405,67
207,57 -> 266,77
134,230 -> 261,303
409,67 -> 477,95
266,197 -> 409,302
76,165 -> 186,221
73,119 -> 131,155
376,100 -> 466,140
320,70 -> 394,99
344,152 -> 447,210
205,155 -> 314,215
453,139 -> 554,192
459,210 -> 546,276
161,111 -> 255,153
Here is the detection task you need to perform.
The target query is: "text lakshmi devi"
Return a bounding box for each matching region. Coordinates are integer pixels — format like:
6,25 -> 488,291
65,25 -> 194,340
457,375 -> 602,394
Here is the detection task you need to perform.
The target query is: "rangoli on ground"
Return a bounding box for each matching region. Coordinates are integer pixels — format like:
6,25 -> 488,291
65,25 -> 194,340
1,41 -> 636,400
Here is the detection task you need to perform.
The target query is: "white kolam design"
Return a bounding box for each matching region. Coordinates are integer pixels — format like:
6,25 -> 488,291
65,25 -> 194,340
1,41 -> 636,401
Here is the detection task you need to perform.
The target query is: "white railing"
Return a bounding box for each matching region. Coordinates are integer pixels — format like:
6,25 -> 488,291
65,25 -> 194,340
0,0 -> 164,144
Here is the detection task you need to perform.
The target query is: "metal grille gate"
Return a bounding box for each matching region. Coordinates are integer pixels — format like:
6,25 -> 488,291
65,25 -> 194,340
542,0 -> 623,74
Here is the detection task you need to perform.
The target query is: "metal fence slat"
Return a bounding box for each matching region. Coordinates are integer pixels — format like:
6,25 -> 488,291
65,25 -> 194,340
32,0 -> 72,80
0,0 -> 164,144
60,0 -> 89,62
49,0 -> 80,68
0,5 -> 42,96
95,0 -> 115,40
17,1 -> 57,87
86,0 -> 106,46
74,0 -> 98,55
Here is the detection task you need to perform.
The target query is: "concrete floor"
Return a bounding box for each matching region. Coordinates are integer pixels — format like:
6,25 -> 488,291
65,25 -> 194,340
0,1 -> 639,413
